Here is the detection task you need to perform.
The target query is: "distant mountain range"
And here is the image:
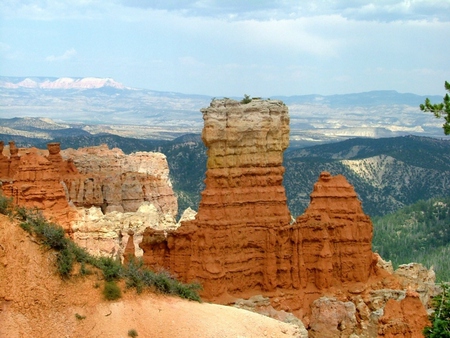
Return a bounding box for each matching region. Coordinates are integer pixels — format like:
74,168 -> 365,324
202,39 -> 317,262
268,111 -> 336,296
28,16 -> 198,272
0,76 -> 447,143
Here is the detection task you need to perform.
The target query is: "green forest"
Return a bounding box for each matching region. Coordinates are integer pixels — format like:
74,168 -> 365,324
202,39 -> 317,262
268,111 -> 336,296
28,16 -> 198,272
372,196 -> 450,282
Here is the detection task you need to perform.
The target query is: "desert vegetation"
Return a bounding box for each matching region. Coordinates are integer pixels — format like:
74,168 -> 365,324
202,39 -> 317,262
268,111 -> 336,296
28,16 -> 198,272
0,193 -> 202,302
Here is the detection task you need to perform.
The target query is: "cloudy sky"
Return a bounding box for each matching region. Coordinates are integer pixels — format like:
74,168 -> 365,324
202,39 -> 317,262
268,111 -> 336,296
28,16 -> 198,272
0,0 -> 449,97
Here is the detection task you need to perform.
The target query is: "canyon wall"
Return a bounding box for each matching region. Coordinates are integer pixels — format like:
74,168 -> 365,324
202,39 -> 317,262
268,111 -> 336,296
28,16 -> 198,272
140,98 -> 432,337
0,141 -> 178,258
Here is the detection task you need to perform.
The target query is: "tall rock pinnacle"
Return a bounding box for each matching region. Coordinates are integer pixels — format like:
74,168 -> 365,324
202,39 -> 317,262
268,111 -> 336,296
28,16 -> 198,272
196,98 -> 291,226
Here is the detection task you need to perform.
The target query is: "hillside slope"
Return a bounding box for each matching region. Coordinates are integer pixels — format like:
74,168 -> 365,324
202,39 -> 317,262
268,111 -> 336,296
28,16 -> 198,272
372,197 -> 450,282
0,214 -> 303,337
284,135 -> 450,217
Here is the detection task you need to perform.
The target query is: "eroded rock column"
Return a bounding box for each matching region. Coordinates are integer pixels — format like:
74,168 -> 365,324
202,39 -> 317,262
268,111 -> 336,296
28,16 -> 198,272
198,98 -> 291,226
141,99 -> 291,300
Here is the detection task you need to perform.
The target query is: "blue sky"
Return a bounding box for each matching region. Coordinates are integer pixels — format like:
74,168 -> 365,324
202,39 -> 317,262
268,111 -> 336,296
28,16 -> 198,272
0,0 -> 449,97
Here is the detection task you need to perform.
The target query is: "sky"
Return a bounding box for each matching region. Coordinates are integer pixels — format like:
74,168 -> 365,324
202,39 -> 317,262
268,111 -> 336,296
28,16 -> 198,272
0,0 -> 449,97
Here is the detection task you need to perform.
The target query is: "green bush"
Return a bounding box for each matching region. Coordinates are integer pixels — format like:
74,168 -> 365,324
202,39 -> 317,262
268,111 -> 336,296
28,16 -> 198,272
424,283 -> 450,337
103,281 -> 122,300
75,313 -> 86,320
123,258 -> 202,301
79,262 -> 92,276
95,256 -> 122,282
14,205 -> 29,221
57,247 -> 75,278
123,258 -> 146,294
39,222 -> 67,250
240,94 -> 252,104
0,194 -> 13,216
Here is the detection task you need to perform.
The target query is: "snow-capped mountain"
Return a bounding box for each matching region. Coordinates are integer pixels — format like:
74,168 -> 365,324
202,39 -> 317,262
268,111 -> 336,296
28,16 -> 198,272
0,77 -> 128,89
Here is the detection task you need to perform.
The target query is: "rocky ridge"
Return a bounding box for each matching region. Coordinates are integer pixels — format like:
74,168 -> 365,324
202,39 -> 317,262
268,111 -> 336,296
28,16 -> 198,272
0,141 -> 178,259
140,98 -> 434,337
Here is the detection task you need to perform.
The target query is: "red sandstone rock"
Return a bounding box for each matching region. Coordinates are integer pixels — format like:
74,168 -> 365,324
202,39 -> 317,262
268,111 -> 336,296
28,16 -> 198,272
0,145 -> 77,227
141,99 -> 292,300
295,171 -> 374,289
378,290 -> 430,338
309,297 -> 357,338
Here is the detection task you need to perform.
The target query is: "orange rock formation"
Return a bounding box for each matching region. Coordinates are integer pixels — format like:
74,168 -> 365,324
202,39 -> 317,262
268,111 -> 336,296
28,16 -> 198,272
140,98 -> 431,337
0,142 -> 78,226
141,99 -> 292,298
0,142 -> 179,258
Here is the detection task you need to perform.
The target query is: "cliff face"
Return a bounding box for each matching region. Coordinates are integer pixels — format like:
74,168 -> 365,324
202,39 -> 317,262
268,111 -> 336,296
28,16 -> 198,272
141,99 -> 374,299
61,145 -> 177,216
140,98 -> 432,337
0,141 -> 178,259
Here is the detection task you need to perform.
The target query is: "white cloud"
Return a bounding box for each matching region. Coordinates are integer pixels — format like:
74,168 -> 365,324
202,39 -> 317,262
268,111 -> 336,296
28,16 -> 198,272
45,48 -> 77,62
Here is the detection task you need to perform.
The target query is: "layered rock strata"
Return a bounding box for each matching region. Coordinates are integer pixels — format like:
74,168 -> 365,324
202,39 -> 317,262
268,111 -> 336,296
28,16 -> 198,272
294,171 -> 374,290
140,98 -> 432,337
0,141 -> 178,259
0,142 -> 78,226
141,99 -> 292,298
61,145 -> 177,215
61,145 -> 178,258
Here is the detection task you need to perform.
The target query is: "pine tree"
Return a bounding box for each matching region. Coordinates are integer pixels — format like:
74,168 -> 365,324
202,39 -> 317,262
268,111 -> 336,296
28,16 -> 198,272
420,81 -> 450,135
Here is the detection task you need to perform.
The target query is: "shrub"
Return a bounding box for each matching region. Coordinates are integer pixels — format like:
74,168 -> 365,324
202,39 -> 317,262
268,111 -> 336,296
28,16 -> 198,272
424,283 -> 450,337
95,256 -> 122,282
123,258 -> 145,294
12,203 -> 202,302
39,222 -> 67,250
75,313 -> 86,320
103,281 -> 122,300
0,194 -> 13,216
79,262 -> 92,276
128,329 -> 138,337
57,247 -> 75,278
14,205 -> 29,221
241,94 -> 252,104
122,258 -> 202,301
66,241 -> 92,265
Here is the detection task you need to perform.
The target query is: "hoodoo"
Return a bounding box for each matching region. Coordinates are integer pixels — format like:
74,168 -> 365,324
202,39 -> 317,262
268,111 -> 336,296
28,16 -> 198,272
141,98 -> 292,299
141,98 -> 432,336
